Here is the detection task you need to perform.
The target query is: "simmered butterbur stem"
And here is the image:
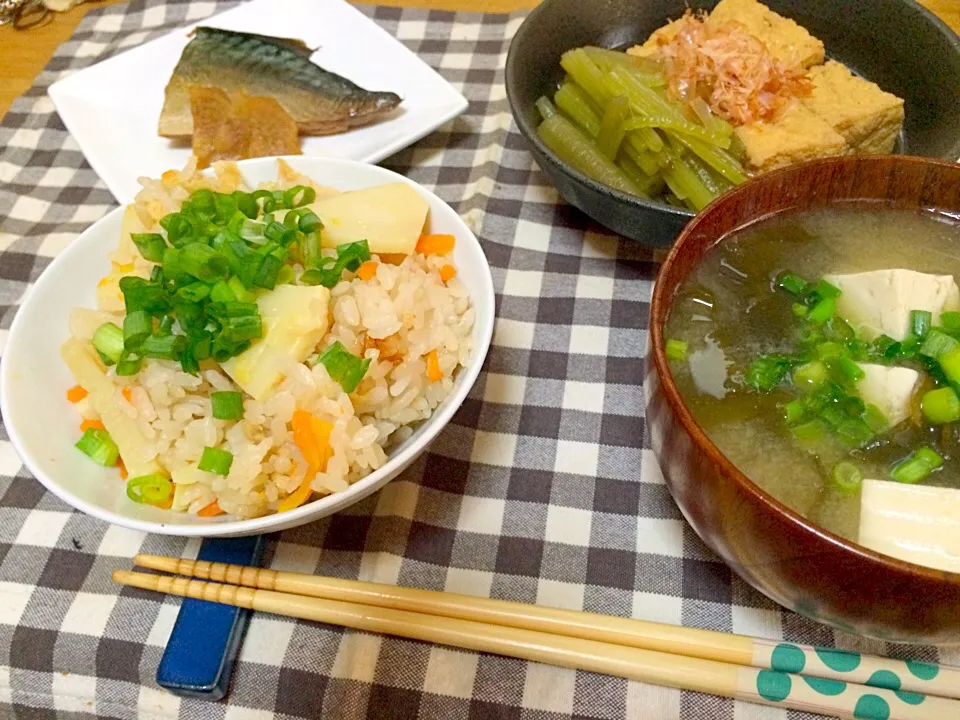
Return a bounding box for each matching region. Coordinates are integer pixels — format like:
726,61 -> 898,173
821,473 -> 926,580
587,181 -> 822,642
553,83 -> 660,180
607,66 -> 728,147
596,96 -> 629,159
581,46 -> 665,87
554,82 -> 601,136
536,102 -> 643,197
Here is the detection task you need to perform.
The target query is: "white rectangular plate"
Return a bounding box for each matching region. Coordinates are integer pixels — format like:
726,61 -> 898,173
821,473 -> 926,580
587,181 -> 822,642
49,0 -> 467,202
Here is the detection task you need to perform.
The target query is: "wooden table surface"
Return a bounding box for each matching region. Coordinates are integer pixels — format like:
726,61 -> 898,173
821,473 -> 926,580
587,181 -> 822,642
0,0 -> 957,119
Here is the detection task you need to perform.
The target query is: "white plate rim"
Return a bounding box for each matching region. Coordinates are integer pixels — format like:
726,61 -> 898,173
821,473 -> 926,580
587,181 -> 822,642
47,0 -> 469,203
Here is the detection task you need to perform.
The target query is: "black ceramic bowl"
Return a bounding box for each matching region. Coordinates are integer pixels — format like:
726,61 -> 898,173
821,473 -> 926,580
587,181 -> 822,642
505,0 -> 960,248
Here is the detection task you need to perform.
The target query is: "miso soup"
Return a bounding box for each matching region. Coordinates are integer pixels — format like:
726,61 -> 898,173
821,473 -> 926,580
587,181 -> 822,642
664,207 -> 960,559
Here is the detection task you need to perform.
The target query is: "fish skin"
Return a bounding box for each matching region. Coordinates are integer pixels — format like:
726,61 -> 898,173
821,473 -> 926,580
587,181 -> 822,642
159,27 -> 402,138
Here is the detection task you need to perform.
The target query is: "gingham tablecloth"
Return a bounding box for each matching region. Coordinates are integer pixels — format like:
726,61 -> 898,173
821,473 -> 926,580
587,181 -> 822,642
1,1 -> 957,718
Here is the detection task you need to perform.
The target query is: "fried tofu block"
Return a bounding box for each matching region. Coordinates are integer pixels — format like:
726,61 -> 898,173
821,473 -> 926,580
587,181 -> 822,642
735,100 -> 847,172
708,0 -> 825,68
627,18 -> 687,58
801,61 -> 905,155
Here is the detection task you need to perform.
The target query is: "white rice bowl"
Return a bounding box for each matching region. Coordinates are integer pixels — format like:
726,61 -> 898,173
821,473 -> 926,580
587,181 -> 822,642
1,157 -> 495,537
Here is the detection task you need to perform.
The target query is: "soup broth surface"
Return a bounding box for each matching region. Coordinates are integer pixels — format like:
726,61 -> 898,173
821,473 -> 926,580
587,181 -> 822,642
665,207 -> 960,540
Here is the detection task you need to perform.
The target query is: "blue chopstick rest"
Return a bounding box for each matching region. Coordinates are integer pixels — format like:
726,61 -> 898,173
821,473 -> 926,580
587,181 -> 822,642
157,535 -> 266,700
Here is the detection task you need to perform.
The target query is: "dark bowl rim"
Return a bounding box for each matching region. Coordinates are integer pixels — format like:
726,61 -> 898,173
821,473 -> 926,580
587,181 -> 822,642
505,0 -> 960,221
649,154 -> 960,586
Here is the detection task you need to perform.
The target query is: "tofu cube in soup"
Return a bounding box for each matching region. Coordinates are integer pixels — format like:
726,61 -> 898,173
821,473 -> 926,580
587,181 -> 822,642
860,479 -> 960,573
222,285 -> 331,401
801,61 -> 905,155
735,101 -> 847,173
824,269 -> 960,341
855,364 -> 921,428
707,0 -> 825,68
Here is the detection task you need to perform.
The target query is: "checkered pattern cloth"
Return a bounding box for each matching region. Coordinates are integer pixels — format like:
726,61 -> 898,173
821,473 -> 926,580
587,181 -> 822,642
1,1 -> 957,718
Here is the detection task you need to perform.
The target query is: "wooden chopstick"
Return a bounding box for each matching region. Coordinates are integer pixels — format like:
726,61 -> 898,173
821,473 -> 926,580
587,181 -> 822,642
134,553 -> 960,700
115,568 -> 959,720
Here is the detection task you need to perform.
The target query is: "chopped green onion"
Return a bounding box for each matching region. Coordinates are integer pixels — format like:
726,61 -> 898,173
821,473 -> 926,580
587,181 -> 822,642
179,242 -> 229,283
796,325 -> 823,346
176,282 -> 211,303
746,355 -> 792,391
76,428 -> 120,467
193,332 -> 213,362
815,342 -> 845,360
840,395 -> 865,417
97,349 -> 116,367
940,311 -> 960,331
214,193 -> 239,223
921,387 -> 960,424
335,240 -> 370,270
301,231 -> 322,270
141,333 -> 187,360
211,391 -> 244,420
792,360 -> 826,389
162,247 -> 184,283
899,335 -> 921,358
283,207 -> 305,230
783,400 -> 805,424
220,314 -> 263,343
131,233 -> 167,263
777,272 -> 809,297
826,316 -> 855,340
276,264 -> 295,285
284,185 -> 316,208
807,297 -> 835,325
919,328 -> 960,358
820,404 -> 846,429
298,210 -> 323,234
939,347 -> 960,384
209,280 -> 236,304
812,279 -> 841,300
115,353 -> 143,377
317,341 -> 371,393
238,217 -> 266,243
227,276 -> 255,303
910,309 -> 932,339
791,419 -> 825,443
836,418 -> 873,447
160,213 -> 195,247
180,345 -> 200,374
253,253 -> 283,290
665,339 -> 688,361
126,473 -> 172,505
832,356 -> 864,382
310,240 -> 372,288
208,301 -> 259,318
122,310 -> 152,350
212,336 -> 250,363
863,404 -> 889,434
890,447 -> 943,484
119,277 -> 168,314
92,322 -> 125,364
831,461 -> 863,493
185,189 -> 216,218
265,221 -> 295,245
299,269 -> 323,286
198,446 -> 234,475
791,303 -> 808,318
233,190 -> 258,219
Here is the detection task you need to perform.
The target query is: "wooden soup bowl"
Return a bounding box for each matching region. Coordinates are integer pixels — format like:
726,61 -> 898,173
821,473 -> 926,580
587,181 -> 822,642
646,155 -> 960,644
